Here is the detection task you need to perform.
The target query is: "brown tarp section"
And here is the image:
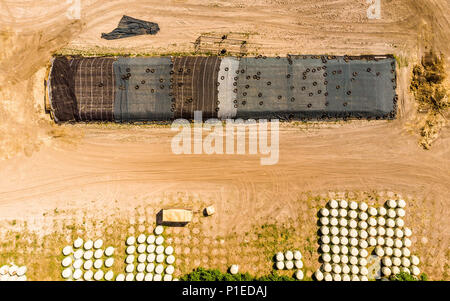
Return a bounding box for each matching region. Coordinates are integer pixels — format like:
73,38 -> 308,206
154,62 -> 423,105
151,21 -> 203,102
69,57 -> 116,121
48,57 -> 78,122
171,56 -> 221,119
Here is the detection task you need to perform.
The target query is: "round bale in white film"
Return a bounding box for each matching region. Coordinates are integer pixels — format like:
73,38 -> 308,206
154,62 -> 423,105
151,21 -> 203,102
126,236 -> 136,246
154,226 -> 164,235
104,246 -> 114,257
295,270 -> 304,280
137,234 -> 146,244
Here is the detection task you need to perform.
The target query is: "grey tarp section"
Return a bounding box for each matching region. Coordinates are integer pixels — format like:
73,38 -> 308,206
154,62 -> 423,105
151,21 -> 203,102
217,57 -> 240,119
235,55 -> 396,120
101,15 -> 160,40
113,57 -> 174,122
235,56 -> 327,119
324,56 -> 396,119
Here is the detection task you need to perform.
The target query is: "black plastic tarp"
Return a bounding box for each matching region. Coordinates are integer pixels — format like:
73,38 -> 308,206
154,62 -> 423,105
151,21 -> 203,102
101,15 -> 160,40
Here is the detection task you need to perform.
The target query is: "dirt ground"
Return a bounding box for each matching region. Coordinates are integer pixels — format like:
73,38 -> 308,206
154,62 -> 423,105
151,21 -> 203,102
0,0 -> 449,280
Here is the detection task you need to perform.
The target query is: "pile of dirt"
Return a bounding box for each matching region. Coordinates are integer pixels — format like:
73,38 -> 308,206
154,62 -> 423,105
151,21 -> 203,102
410,51 -> 449,149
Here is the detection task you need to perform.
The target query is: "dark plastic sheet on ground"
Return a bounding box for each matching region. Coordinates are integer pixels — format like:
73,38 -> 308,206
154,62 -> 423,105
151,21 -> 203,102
172,56 -> 221,119
113,57 -> 174,122
70,57 -> 116,121
101,15 -> 160,40
48,57 -> 78,122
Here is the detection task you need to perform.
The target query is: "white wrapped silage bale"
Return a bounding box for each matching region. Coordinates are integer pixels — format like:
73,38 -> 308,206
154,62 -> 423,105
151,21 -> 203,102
391,266 -> 400,275
359,202 -> 368,211
295,260 -> 303,269
154,226 -> 164,235
386,228 -> 395,237
84,240 -> 93,250
125,273 -> 134,281
339,209 -> 347,218
126,246 -> 136,255
146,263 -> 155,273
393,248 -> 402,258
331,245 -> 340,254
126,236 -> 135,246
73,259 -> 83,270
359,249 -> 368,258
332,255 -> 341,264
358,221 -> 368,230
322,263 -> 332,273
320,208 -> 330,217
359,258 -> 368,267
350,238 -> 359,247
94,270 -> 104,281
147,235 -> 156,244
230,265 -> 238,275
156,254 -> 165,263
321,244 -> 330,253
382,267 -> 391,276
315,270 -> 324,281
137,254 -> 146,263
83,260 -> 93,270
385,238 -> 394,247
397,199 -> 406,208
331,236 -> 340,245
341,255 -> 349,264
93,239 -> 103,249
115,274 -> 125,281
340,237 -> 349,246
377,217 -> 386,226
164,274 -> 173,281
146,245 -> 156,254
411,266 -> 420,276
411,256 -> 420,266
349,220 -> 357,229
105,258 -> 114,268
395,229 -> 404,238
276,261 -> 284,270
285,251 -> 294,261
375,246 -> 385,257
394,239 -> 403,249
358,212 -> 368,221
332,264 -> 342,274
368,217 -> 377,227
359,230 -> 368,240
155,245 -> 164,255
137,234 -> 146,244
62,257 -> 72,268
351,275 -> 360,281
339,218 -> 348,227
153,274 -> 162,281
340,227 -> 348,237
324,273 -> 333,281
94,249 -> 103,259
330,226 -> 339,236
166,255 -> 175,264
73,249 -> 83,260
384,247 -> 393,257
320,217 -> 329,226
83,250 -> 93,260
359,240 -> 368,249
61,268 -> 72,279
137,263 -> 146,273
387,209 -> 396,218
368,207 -> 377,216
104,246 -> 114,257
332,274 -> 342,281
350,265 -> 359,275
402,248 -> 410,257
349,201 -> 358,210
378,207 -> 387,216
62,246 -> 73,256
155,264 -> 164,275
321,236 -> 330,244
348,210 -> 358,219
125,255 -> 135,264
104,270 -> 114,281
330,218 -> 338,226
387,199 -> 397,208
396,218 -> 404,228
137,244 -> 146,254
392,257 -> 401,266
329,200 -> 339,209
349,229 -> 358,238
165,246 -> 174,255
73,269 -> 82,280
360,267 -> 368,276
402,258 -> 411,267
144,273 -> 153,281
155,236 -> 164,245
285,261 -> 294,270
73,238 -> 83,249
125,263 -> 134,273
294,251 -> 302,260
322,253 -> 331,263
275,252 -> 284,262
330,209 -> 339,217
340,246 -> 349,255
396,208 -> 405,217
